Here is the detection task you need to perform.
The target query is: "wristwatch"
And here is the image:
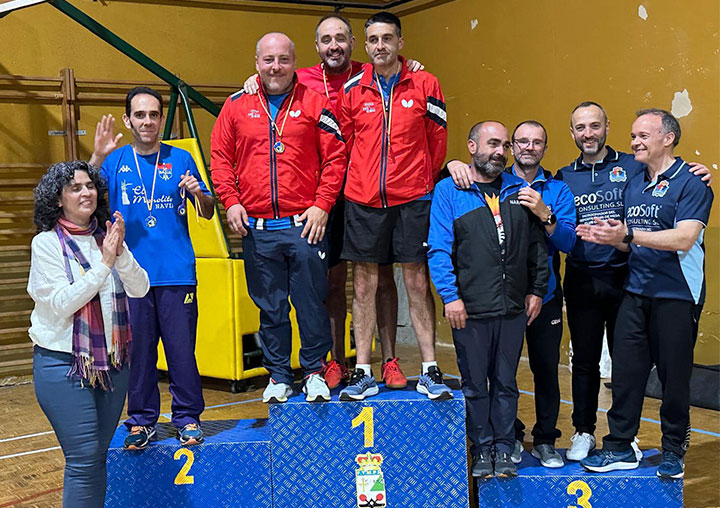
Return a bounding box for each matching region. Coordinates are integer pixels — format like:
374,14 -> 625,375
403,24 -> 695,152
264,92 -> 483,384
543,212 -> 557,225
622,227 -> 634,244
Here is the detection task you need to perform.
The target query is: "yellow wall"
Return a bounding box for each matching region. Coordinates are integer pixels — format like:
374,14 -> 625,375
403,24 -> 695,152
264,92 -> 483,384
403,0 -> 719,364
0,1 -> 366,162
1,0 -> 718,363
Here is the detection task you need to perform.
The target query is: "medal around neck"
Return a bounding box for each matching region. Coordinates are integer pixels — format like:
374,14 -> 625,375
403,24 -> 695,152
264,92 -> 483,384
178,186 -> 187,216
145,215 -> 157,228
273,141 -> 285,154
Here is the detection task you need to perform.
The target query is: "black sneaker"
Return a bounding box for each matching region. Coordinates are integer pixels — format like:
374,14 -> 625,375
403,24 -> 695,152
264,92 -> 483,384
471,449 -> 493,479
494,450 -> 518,478
124,425 -> 156,450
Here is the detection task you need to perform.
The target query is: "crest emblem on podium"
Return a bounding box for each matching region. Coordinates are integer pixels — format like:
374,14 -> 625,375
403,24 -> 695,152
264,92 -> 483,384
355,453 -> 386,508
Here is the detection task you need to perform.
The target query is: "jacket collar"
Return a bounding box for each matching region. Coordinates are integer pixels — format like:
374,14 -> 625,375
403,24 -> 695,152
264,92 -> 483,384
572,145 -> 620,171
509,164 -> 548,186
360,56 -> 410,89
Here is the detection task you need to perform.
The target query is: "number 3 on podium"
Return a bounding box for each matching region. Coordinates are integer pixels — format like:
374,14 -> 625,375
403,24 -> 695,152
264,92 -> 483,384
351,407 -> 375,448
567,479 -> 592,508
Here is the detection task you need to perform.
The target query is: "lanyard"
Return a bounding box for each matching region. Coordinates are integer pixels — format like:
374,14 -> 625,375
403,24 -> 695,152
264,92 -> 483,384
374,72 -> 396,141
257,86 -> 297,153
321,63 -> 353,99
132,145 -> 160,220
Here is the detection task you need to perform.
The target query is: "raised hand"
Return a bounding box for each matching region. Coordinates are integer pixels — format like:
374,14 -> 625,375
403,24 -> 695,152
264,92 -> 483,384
90,115 -> 123,167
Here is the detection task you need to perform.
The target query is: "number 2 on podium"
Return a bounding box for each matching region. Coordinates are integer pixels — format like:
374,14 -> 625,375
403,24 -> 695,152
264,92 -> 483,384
174,448 -> 195,485
567,479 -> 592,508
351,407 -> 375,448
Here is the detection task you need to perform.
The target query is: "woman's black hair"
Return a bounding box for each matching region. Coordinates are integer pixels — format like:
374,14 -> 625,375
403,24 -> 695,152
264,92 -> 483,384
33,160 -> 110,232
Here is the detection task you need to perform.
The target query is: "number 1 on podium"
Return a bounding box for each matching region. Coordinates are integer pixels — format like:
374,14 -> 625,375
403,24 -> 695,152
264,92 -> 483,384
351,407 -> 375,448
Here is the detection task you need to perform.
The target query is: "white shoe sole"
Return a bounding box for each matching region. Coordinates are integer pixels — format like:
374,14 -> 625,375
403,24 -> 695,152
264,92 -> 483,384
566,447 -> 595,462
305,393 -> 331,403
263,394 -> 290,403
582,461 -> 638,473
339,385 -> 379,401
531,449 -> 564,468
657,469 -> 684,479
416,385 -> 453,400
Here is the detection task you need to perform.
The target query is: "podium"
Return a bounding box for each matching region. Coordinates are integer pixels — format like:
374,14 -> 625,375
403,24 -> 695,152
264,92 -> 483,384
106,420 -> 272,508
477,449 -> 683,508
270,385 -> 469,508
105,388 -> 683,507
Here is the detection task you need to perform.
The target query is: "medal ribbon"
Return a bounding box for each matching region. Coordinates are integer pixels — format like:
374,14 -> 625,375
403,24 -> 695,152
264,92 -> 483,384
321,63 -> 353,99
374,67 -> 398,141
132,145 -> 160,219
257,85 -> 297,150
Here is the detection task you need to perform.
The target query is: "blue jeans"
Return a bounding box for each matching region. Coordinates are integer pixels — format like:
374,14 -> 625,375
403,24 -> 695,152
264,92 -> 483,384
33,345 -> 129,508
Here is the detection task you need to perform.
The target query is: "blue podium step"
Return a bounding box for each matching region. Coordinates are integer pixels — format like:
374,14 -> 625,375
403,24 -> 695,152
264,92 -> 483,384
106,419 -> 272,508
477,449 -> 683,508
270,383 -> 470,508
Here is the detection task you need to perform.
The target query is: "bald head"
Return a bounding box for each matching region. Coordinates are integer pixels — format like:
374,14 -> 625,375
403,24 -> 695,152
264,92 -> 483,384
255,32 -> 296,57
467,121 -> 510,179
255,32 -> 296,95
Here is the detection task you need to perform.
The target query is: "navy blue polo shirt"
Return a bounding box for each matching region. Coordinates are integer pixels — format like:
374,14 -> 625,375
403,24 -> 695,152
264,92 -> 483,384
556,146 -> 642,270
624,157 -> 713,304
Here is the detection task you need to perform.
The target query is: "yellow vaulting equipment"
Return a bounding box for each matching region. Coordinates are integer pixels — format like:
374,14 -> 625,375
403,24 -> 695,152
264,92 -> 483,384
155,138 -> 354,390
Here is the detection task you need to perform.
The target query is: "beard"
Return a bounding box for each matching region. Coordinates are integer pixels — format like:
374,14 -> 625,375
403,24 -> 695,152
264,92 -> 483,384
473,153 -> 507,179
574,131 -> 607,156
322,50 -> 349,72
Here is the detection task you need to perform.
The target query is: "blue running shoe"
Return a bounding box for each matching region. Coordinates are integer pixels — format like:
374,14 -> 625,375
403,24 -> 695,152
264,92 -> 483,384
124,425 -> 156,450
178,423 -> 204,446
416,366 -> 453,400
581,448 -> 638,473
339,369 -> 379,401
657,450 -> 684,479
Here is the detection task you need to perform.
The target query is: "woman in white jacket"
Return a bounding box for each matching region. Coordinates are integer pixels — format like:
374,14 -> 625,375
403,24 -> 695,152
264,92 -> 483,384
27,160 -> 149,508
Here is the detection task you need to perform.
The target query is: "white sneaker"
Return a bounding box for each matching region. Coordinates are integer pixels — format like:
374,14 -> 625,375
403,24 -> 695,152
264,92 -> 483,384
566,432 -> 596,461
262,379 -> 293,403
303,373 -> 330,403
631,437 -> 643,462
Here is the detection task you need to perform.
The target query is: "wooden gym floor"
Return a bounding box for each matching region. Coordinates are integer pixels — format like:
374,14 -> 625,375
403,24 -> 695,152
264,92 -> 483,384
0,342 -> 718,508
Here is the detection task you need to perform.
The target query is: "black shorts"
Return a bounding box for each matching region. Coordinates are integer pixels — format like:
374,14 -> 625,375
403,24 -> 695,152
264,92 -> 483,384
342,198 -> 430,264
327,200 -> 345,269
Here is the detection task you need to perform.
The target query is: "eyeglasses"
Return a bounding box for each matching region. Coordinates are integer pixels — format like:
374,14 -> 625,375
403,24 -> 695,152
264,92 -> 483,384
513,138 -> 545,149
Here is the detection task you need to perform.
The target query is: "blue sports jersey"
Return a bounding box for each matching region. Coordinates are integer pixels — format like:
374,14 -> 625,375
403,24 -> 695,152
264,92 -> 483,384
556,146 -> 642,270
509,165 -> 576,303
623,157 -> 713,304
100,144 -> 210,286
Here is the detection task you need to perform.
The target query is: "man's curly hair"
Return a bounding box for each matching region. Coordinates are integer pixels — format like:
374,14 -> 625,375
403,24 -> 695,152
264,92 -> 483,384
33,160 -> 110,232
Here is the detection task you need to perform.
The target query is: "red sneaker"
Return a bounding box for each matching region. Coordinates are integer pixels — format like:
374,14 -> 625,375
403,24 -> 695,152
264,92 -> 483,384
322,360 -> 348,389
381,357 -> 407,389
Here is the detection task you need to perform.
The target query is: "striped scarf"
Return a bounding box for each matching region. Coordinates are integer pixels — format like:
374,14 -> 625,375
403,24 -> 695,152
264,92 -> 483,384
56,217 -> 132,390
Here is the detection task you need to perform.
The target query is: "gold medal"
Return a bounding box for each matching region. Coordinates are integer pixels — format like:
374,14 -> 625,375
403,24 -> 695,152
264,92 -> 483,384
273,141 -> 285,154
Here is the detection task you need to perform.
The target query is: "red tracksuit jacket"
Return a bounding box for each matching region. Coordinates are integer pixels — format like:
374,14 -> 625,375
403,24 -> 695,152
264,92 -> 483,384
336,58 -> 447,208
210,77 -> 347,218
